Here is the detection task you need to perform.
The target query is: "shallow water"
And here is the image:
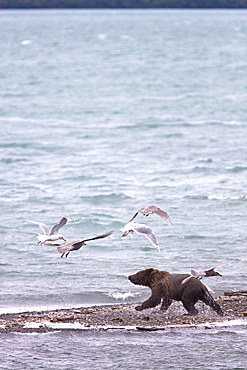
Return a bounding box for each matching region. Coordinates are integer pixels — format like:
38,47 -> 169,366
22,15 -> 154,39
0,8 -> 247,369
1,326 -> 247,370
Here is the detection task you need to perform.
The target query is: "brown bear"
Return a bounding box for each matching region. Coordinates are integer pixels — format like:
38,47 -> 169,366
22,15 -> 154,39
128,268 -> 223,316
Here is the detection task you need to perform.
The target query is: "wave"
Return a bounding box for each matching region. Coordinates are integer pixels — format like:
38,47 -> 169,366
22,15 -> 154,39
105,291 -> 141,300
225,166 -> 247,173
207,194 -> 242,200
181,194 -> 242,201
0,290 -> 143,315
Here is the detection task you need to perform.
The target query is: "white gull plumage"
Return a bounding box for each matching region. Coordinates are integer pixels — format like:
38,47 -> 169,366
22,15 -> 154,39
120,221 -> 160,251
27,217 -> 67,245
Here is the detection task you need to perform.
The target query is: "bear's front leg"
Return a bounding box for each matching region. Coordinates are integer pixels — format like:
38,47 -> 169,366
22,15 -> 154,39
135,305 -> 144,311
160,297 -> 172,311
135,295 -> 162,311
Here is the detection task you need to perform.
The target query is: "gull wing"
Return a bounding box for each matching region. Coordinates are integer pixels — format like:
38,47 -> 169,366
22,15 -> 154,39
206,262 -> 228,270
182,270 -> 204,284
204,262 -> 228,276
128,205 -> 175,232
81,230 -> 115,243
57,230 -> 115,258
190,269 -> 203,277
181,275 -> 193,284
146,231 -> 160,251
26,220 -> 49,235
131,223 -> 160,251
49,217 -> 67,235
130,223 -> 152,235
139,205 -> 175,233
128,211 -> 139,222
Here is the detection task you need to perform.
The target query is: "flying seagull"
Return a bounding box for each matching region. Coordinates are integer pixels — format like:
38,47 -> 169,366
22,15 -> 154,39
120,221 -> 160,251
57,230 -> 115,258
27,217 -> 67,245
128,205 -> 175,233
181,263 -> 226,284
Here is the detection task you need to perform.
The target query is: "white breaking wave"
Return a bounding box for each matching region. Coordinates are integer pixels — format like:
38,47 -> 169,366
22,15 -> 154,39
106,291 -> 141,300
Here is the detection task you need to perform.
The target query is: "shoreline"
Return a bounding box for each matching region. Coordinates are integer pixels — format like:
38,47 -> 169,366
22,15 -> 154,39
1,293 -> 246,333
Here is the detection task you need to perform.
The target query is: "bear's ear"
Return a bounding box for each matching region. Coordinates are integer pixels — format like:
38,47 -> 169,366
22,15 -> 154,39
146,268 -> 155,274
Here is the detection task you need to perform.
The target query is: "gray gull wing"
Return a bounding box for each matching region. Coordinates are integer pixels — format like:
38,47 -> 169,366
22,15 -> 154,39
139,205 -> 175,232
128,205 -> 175,232
49,217 -> 67,235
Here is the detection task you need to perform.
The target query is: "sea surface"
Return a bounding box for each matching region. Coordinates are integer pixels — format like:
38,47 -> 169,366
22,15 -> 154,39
0,8 -> 247,369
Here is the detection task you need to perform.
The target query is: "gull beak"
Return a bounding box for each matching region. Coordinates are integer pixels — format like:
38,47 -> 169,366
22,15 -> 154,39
122,231 -> 129,237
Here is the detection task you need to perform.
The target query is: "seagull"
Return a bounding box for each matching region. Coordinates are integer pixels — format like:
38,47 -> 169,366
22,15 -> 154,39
27,217 -> 67,245
181,263 -> 226,284
128,205 -> 175,233
120,221 -> 160,251
242,193 -> 247,199
57,230 -> 115,258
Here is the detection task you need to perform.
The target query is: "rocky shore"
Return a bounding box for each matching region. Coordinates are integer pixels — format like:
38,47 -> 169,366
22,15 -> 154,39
1,292 -> 246,333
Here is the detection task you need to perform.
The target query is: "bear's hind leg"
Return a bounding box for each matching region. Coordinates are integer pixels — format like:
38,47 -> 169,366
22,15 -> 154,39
200,290 -> 223,316
182,298 -> 198,316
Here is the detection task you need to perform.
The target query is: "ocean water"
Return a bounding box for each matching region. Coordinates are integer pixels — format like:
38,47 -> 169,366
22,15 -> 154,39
0,8 -> 247,369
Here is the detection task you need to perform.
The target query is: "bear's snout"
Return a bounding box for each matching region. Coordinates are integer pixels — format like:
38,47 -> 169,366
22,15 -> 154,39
128,274 -> 137,284
128,273 -> 145,286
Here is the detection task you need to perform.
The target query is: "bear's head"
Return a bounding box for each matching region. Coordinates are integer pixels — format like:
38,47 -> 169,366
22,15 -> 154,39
128,268 -> 169,288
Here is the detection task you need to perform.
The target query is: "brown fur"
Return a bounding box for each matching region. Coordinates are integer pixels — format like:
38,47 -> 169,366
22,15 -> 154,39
128,268 -> 223,316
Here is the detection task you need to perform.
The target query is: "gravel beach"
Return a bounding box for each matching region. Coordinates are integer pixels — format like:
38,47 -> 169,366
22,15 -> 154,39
1,292 -> 246,333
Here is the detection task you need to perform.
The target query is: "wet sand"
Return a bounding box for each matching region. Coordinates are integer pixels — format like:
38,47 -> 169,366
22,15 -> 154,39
1,293 -> 246,333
